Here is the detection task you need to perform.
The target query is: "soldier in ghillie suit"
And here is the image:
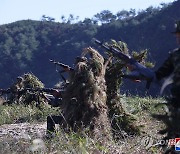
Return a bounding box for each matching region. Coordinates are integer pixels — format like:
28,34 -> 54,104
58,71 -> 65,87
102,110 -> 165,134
47,47 -> 112,145
5,73 -> 45,106
103,40 -> 148,137
155,21 -> 180,153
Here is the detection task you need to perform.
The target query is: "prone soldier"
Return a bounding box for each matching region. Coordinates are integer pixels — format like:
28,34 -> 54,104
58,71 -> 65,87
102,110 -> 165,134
154,21 -> 180,153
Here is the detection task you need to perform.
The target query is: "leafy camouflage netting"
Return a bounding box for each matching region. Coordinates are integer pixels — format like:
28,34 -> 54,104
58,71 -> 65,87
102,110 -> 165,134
22,73 -> 44,88
7,73 -> 45,106
105,40 -> 146,137
61,47 -> 112,144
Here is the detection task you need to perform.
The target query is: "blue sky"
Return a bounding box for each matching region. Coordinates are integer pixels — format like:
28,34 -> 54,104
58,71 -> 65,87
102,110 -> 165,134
0,0 -> 175,25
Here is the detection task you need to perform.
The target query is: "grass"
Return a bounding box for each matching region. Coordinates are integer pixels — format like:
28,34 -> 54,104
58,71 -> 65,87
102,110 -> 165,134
0,104 -> 60,125
0,96 -> 167,154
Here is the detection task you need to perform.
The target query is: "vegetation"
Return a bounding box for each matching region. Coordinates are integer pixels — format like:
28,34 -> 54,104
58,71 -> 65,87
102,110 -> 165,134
0,104 -> 59,125
0,0 -> 179,96
0,45 -> 168,153
0,96 -> 166,154
0,1 -> 179,153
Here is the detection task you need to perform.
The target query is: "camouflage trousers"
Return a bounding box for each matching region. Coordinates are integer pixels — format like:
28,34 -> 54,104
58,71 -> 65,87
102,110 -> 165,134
163,96 -> 180,154
156,85 -> 180,153
166,96 -> 180,138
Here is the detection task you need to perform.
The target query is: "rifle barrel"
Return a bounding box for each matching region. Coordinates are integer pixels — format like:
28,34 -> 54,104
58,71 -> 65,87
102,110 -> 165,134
94,39 -> 136,64
94,39 -> 155,83
50,59 -> 74,71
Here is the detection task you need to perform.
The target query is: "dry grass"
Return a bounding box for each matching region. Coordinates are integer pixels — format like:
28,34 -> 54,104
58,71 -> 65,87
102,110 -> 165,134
0,96 -> 166,153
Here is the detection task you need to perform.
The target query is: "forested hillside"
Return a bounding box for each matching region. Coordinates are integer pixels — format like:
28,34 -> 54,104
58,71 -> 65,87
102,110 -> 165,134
0,0 -> 179,95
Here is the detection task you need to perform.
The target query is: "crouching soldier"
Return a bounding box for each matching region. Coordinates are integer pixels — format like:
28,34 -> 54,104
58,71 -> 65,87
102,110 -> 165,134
46,56 -> 88,139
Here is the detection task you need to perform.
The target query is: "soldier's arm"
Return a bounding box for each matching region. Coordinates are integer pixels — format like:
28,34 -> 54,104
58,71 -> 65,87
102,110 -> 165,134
155,53 -> 174,81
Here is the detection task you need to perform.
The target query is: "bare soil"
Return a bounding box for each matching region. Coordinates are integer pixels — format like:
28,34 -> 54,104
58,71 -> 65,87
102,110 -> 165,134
0,122 -> 46,140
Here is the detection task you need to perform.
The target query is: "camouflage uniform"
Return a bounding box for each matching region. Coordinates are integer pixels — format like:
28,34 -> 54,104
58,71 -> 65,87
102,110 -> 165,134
155,21 -> 180,153
155,47 -> 180,107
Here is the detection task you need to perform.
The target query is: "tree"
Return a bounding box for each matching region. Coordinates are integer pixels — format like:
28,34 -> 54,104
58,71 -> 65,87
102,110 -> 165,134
116,10 -> 130,20
94,10 -> 116,24
41,15 -> 55,22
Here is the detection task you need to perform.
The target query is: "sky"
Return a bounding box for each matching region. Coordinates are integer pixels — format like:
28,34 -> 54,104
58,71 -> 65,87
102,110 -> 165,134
0,0 -> 176,25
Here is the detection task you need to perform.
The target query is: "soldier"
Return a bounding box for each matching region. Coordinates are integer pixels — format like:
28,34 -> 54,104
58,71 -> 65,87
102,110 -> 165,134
46,57 -> 88,139
8,76 -> 24,104
45,88 -> 64,138
156,21 -> 180,105
155,21 -> 180,153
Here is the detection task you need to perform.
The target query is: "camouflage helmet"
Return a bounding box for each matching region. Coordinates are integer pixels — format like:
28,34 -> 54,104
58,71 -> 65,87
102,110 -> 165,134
172,20 -> 180,33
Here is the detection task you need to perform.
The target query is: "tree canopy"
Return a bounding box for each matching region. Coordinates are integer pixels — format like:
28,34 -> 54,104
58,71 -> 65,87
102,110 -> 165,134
0,0 -> 179,96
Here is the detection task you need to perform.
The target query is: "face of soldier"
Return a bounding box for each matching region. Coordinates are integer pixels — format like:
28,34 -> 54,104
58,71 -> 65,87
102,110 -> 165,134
175,33 -> 180,45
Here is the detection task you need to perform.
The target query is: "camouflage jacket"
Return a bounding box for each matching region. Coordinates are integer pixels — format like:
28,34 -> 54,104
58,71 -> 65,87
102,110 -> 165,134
155,48 -> 180,95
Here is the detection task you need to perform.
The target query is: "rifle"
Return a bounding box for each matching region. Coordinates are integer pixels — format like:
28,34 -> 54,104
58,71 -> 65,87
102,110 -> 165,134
94,39 -> 155,88
23,87 -> 64,97
24,88 -> 64,107
23,87 -> 60,92
50,59 -> 74,82
42,93 -> 62,107
50,59 -> 74,71
0,87 -> 64,106
0,87 -> 63,94
0,88 -> 12,95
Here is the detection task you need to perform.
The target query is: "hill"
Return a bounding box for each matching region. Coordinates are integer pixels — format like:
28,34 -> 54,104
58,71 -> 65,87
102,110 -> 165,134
0,0 -> 179,96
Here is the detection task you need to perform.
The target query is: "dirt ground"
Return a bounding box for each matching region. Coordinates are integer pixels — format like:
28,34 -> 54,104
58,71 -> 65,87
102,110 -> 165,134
0,122 -> 46,140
